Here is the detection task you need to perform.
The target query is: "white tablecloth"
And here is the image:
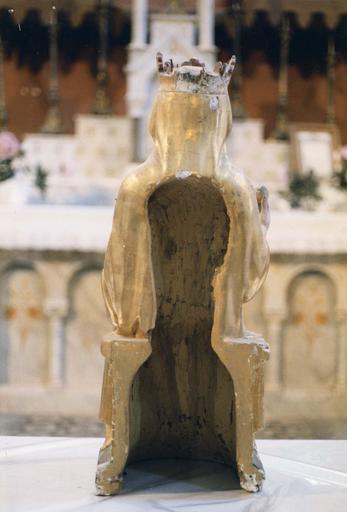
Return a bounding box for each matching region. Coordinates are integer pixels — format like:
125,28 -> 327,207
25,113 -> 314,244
0,437 -> 347,512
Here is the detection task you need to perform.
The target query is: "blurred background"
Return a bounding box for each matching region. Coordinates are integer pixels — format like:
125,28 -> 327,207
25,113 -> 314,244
0,0 -> 347,439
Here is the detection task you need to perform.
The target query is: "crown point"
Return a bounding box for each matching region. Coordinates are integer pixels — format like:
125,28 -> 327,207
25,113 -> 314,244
223,55 -> 236,77
213,61 -> 223,75
156,53 -> 235,94
156,52 -> 164,72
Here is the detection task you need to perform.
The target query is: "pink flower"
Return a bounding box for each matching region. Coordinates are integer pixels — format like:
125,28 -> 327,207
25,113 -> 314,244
0,131 -> 20,160
341,146 -> 347,161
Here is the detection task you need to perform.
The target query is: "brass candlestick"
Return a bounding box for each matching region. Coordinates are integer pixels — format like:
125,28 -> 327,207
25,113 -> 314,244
273,13 -> 290,140
93,0 -> 112,116
326,34 -> 336,127
41,6 -> 64,134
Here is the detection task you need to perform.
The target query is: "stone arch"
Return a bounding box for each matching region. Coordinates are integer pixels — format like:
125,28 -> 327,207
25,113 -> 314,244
281,269 -> 337,392
286,263 -> 338,297
0,261 -> 48,385
283,263 -> 341,312
65,263 -> 109,389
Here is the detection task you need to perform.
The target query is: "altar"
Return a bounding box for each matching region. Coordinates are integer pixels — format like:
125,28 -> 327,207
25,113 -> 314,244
0,0 -> 347,441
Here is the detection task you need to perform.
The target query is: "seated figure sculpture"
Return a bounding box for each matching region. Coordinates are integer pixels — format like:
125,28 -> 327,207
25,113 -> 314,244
95,54 -> 270,496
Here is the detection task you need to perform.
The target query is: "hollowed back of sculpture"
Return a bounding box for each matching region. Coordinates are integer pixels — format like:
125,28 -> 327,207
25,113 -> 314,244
128,176 -> 236,465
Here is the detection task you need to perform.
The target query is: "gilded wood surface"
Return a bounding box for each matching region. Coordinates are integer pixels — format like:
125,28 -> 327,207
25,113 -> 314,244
96,56 -> 270,496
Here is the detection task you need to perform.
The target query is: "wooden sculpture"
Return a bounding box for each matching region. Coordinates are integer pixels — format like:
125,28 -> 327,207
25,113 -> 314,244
95,54 -> 270,495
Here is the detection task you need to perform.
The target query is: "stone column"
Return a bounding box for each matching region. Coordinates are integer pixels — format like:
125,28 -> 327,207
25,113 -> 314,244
44,298 -> 68,386
265,312 -> 284,392
230,1 -> 246,119
336,312 -> 347,390
198,0 -> 214,49
130,0 -> 148,48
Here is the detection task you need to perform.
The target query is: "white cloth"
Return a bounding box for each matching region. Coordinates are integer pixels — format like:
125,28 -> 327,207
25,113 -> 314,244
0,437 -> 347,511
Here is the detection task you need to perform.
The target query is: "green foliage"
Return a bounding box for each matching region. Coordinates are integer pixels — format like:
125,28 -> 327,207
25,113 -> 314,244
0,159 -> 15,182
332,159 -> 347,190
34,165 -> 48,196
282,170 -> 321,209
0,157 -> 48,195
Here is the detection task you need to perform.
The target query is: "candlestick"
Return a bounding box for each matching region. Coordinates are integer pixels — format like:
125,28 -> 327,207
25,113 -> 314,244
93,0 -> 112,116
41,5 -> 64,134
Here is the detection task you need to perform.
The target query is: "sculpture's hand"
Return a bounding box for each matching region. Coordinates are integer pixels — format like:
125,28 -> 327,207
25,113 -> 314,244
256,186 -> 270,231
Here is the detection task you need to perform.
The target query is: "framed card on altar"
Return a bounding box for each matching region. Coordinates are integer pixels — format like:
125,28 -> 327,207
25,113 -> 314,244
289,123 -> 341,177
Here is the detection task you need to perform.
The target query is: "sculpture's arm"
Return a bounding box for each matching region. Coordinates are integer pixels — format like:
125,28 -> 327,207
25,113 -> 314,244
256,186 -> 270,232
102,169 -> 157,337
101,264 -> 118,329
243,185 -> 270,303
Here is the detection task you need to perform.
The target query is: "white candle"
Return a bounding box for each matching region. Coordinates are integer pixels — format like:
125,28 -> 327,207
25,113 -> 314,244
131,0 -> 148,48
198,0 -> 214,49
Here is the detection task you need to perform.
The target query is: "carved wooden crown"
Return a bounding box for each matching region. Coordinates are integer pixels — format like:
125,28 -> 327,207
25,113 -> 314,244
156,53 -> 236,95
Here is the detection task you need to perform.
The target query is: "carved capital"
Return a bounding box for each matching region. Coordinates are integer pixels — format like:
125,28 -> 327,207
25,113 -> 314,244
43,297 -> 68,318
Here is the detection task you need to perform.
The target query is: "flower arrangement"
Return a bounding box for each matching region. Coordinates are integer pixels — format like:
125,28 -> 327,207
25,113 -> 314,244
333,160 -> 347,189
0,131 -> 21,182
332,147 -> 347,190
0,131 -> 47,194
281,170 -> 322,209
